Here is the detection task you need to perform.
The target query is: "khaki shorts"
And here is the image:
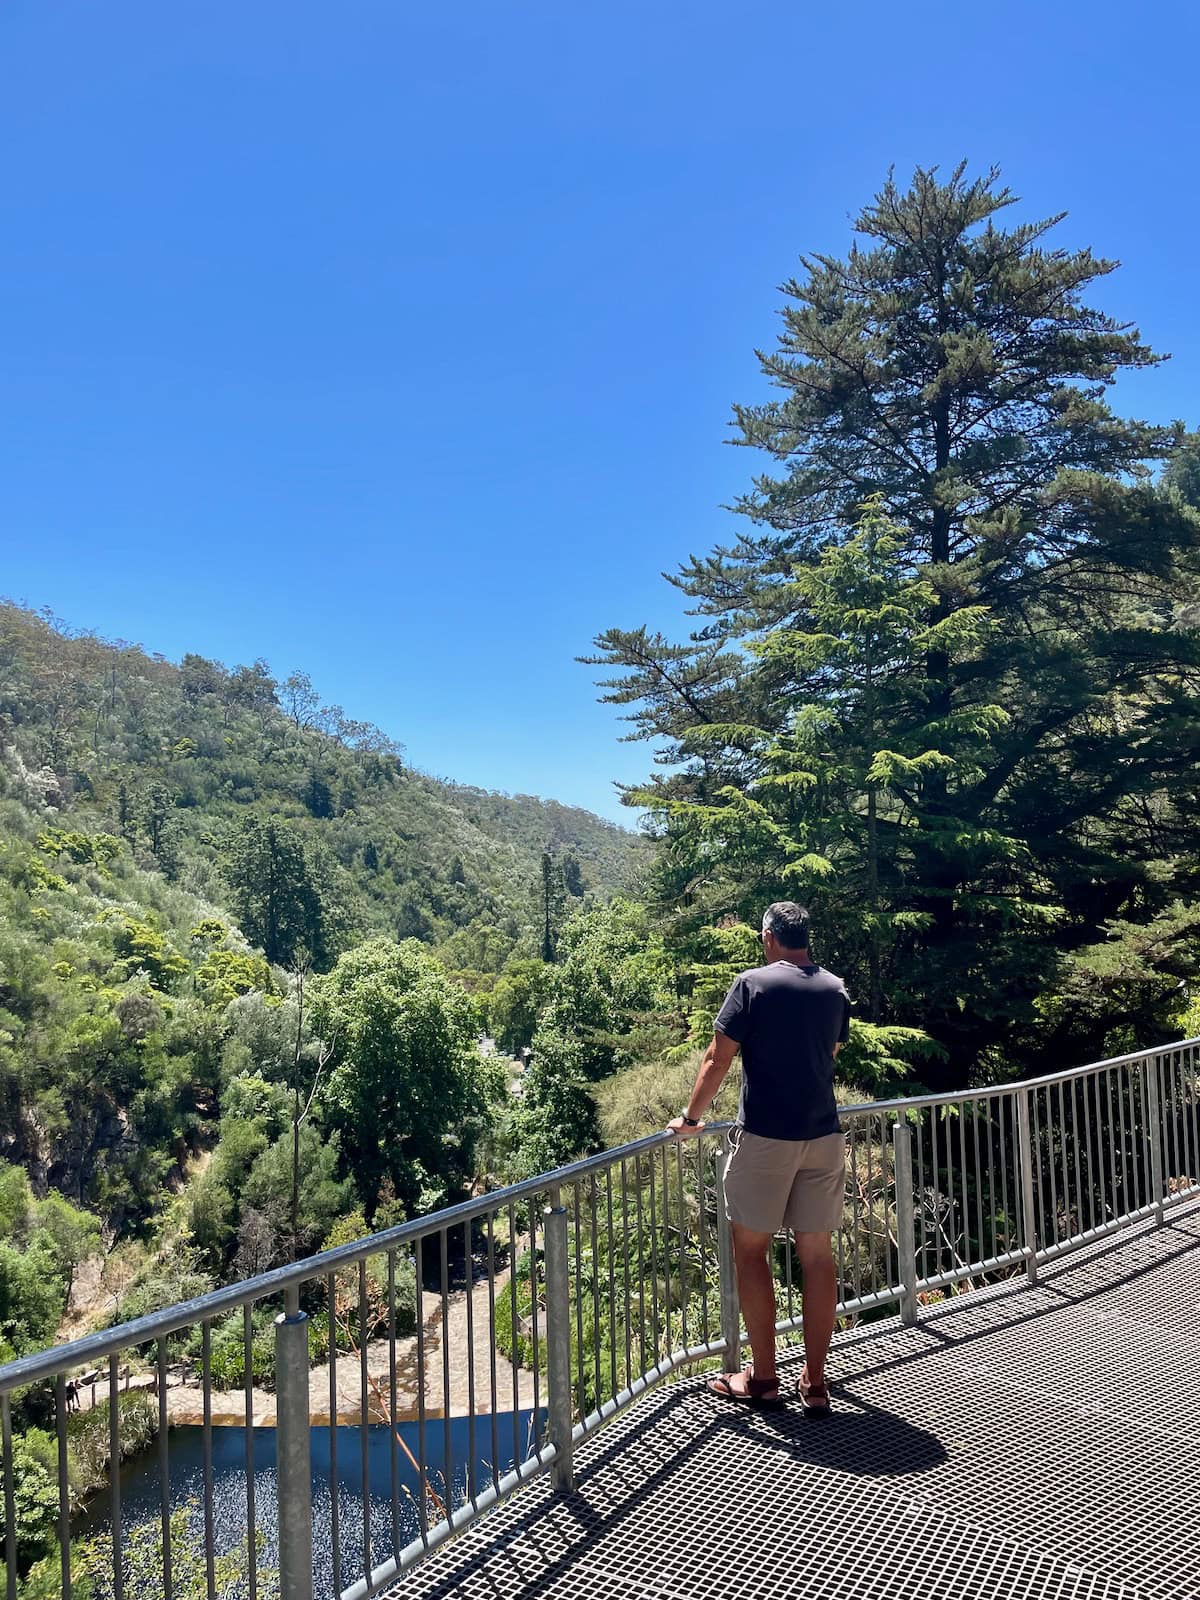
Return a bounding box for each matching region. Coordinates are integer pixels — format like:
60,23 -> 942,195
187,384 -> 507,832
722,1127 -> 846,1235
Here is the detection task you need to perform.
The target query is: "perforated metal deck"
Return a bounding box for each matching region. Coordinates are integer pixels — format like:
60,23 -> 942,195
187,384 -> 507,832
388,1202 -> 1200,1600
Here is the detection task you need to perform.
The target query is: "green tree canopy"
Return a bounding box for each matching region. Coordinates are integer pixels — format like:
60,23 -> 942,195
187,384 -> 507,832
311,938 -> 489,1215
220,814 -> 329,968
505,901 -> 682,1174
488,959 -> 553,1057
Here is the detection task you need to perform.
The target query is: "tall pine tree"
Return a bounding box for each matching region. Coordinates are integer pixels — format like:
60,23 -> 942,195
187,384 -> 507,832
591,166 -> 1200,1087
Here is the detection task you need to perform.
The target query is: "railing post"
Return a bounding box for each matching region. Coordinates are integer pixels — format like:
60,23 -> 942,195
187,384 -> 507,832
543,1191 -> 575,1492
891,1118 -> 919,1326
715,1146 -> 741,1374
1016,1089 -> 1039,1285
275,1287 -> 313,1600
1146,1054 -> 1165,1226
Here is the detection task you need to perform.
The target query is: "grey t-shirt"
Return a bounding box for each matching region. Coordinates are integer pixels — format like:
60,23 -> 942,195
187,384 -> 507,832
714,961 -> 850,1141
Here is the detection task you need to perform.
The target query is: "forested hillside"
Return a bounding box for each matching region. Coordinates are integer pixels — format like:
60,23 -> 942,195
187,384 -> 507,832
0,602 -> 645,1361
0,600 -> 642,971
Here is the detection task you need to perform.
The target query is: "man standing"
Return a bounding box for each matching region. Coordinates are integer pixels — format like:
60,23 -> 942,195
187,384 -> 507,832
667,902 -> 849,1412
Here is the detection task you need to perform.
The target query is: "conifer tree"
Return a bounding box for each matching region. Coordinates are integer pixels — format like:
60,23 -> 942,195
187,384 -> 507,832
591,166 -> 1200,1084
220,814 -> 327,968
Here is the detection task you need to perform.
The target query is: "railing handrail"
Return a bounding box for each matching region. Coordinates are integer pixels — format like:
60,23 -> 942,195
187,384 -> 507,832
3,1033 -> 1196,1397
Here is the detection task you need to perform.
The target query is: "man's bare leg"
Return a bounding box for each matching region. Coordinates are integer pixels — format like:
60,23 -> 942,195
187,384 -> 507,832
795,1230 -> 836,1387
730,1223 -> 778,1390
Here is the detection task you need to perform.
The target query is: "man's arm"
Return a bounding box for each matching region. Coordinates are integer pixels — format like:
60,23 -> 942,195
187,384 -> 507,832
666,1031 -> 740,1137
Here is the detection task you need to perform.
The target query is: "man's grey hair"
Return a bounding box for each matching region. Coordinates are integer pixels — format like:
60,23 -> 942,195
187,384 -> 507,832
762,901 -> 811,950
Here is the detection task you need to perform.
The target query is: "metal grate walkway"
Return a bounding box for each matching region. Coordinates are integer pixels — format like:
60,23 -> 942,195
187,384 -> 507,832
388,1201 -> 1200,1600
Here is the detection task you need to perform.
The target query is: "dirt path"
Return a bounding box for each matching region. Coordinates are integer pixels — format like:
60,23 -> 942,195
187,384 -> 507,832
140,1266 -> 539,1426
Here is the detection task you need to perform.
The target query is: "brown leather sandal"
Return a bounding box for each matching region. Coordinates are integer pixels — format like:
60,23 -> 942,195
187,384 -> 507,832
797,1365 -> 831,1416
708,1370 -> 783,1407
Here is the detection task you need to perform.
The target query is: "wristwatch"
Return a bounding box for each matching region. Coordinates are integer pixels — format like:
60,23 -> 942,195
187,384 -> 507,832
679,1111 -> 701,1126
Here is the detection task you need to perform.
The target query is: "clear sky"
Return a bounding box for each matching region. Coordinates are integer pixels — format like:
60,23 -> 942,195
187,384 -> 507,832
3,2 -> 1197,824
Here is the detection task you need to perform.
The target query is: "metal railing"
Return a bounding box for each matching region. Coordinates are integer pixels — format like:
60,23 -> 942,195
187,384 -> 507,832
1,1037 -> 1197,1600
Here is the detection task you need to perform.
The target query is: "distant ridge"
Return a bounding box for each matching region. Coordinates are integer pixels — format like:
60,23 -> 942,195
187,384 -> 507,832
0,599 -> 645,974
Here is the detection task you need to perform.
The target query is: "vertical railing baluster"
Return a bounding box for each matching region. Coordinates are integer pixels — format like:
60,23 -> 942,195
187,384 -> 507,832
621,1158 -> 634,1383
1146,1054 -> 1165,1224
1172,1051 -> 1186,1194
715,1148 -> 740,1374
971,1100 -> 985,1267
590,1174 -> 602,1400
694,1140 -> 709,1346
415,1237 -> 430,1541
943,1108 -> 958,1272
783,1214 -> 795,1323
1017,1090 -> 1039,1285
158,1337 -> 172,1600
439,1229 -> 453,1501
243,1307 -> 257,1600
833,1205 -> 847,1306
1188,1046 -> 1195,1187
359,1258 -> 372,1583
672,1143 -> 687,1350
1088,1070 -> 1105,1230
387,1251 -> 400,1559
1104,1067 -> 1119,1223
1131,1063 -> 1146,1209
1031,1084 -> 1047,1253
159,1337 -> 173,1598
659,1144 -> 673,1354
865,1113 -> 878,1294
997,1095 -> 1011,1259
486,1214 -> 499,1492
915,1113 -> 927,1282
543,1187 -> 574,1492
633,1162 -> 647,1384
528,1201 -> 541,1451
1178,1049 -> 1189,1189
1189,1044 -> 1200,1189
1116,1064 -> 1132,1216
606,1167 -> 619,1392
1046,1085 -> 1061,1246
893,1116 -> 918,1326
464,1222 -> 477,1509
573,1183 -> 586,1421
506,1203 -> 519,1471
1069,1078 -> 1085,1241
201,1323 -> 215,1600
848,1122 -> 863,1300
56,1373 -> 72,1600
275,1286 -> 314,1600
328,1271 -> 342,1586
647,1147 -> 661,1365
2,1391 -> 17,1600
110,1354 -> 124,1600
1164,1051 -> 1178,1195
956,1100 -> 971,1267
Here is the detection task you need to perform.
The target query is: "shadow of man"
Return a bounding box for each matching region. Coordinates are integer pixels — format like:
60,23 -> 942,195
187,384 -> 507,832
712,1384 -> 948,1478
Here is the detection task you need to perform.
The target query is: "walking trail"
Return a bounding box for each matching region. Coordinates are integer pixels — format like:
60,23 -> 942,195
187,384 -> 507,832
69,1265 -> 539,1427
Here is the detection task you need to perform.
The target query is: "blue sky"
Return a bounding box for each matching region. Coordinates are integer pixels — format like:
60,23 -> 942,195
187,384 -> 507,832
3,2 -> 1197,824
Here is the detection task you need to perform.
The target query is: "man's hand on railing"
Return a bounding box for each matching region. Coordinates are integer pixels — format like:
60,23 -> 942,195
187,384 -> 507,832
666,1114 -> 706,1138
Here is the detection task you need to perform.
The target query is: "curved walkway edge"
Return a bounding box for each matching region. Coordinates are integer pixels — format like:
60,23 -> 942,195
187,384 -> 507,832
387,1200 -> 1200,1600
